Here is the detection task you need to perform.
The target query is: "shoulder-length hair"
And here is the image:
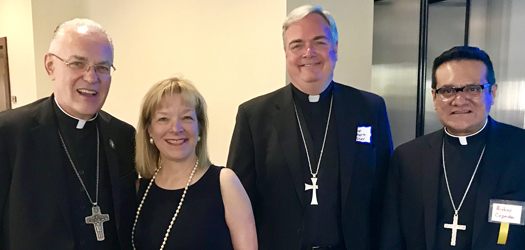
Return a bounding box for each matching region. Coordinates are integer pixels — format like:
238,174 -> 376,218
135,76 -> 210,178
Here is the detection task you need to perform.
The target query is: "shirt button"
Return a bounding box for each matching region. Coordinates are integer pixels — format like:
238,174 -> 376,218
78,152 -> 84,157
78,170 -> 84,175
80,204 -> 86,209
79,187 -> 85,192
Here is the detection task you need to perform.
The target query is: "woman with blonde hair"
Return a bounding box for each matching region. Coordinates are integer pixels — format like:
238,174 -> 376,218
132,76 -> 257,249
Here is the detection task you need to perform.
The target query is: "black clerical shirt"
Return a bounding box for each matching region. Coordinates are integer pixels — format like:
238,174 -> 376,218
53,101 -> 118,249
292,83 -> 344,249
436,123 -> 489,250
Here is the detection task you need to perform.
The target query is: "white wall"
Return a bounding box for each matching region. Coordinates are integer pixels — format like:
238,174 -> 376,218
287,0 -> 374,91
31,0 -> 86,98
3,0 -> 374,166
0,0 -> 37,108
27,0 -> 287,166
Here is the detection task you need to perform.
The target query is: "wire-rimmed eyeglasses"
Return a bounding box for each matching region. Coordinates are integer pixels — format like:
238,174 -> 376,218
50,53 -> 116,77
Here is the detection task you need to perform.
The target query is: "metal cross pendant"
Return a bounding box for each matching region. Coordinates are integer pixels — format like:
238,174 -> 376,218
85,205 -> 110,241
305,177 -> 319,205
444,213 -> 466,246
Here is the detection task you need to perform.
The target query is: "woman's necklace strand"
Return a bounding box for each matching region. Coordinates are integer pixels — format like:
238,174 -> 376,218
131,159 -> 199,250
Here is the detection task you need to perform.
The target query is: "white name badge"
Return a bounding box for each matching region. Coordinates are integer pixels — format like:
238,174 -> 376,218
356,126 -> 372,144
488,199 -> 525,225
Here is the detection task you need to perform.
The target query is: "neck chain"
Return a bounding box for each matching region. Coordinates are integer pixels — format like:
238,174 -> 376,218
58,125 -> 109,241
441,138 -> 486,246
132,159 -> 199,250
293,94 -> 333,205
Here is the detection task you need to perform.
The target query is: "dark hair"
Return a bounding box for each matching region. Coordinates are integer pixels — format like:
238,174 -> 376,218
431,46 -> 495,89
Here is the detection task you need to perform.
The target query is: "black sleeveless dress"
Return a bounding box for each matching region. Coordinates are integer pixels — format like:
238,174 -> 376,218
134,165 -> 234,249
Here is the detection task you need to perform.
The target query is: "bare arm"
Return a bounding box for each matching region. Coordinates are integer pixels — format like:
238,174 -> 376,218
220,168 -> 257,250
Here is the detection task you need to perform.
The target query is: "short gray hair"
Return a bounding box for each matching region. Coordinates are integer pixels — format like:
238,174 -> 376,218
48,18 -> 114,57
282,5 -> 338,45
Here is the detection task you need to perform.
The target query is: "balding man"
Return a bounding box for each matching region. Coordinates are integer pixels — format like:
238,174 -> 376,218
0,19 -> 136,249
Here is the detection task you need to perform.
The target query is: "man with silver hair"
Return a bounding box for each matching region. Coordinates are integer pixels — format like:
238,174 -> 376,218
0,18 -> 136,249
228,5 -> 393,250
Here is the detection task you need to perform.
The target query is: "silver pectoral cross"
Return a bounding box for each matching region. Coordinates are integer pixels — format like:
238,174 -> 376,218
85,205 -> 110,241
444,213 -> 466,246
305,177 -> 319,205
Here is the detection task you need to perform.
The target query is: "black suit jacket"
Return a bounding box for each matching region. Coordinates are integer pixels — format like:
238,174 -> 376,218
380,117 -> 525,250
227,82 -> 393,250
0,96 -> 137,250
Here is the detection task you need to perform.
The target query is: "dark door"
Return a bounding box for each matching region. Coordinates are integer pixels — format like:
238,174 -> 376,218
0,37 -> 12,112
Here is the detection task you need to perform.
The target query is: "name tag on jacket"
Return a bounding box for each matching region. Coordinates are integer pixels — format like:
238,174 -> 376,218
356,126 -> 372,144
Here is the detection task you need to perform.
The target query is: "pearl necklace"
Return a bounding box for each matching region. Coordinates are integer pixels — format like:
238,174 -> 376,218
131,159 -> 199,250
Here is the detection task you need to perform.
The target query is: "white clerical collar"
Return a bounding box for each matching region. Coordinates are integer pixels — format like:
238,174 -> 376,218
444,119 -> 488,146
291,81 -> 333,103
54,98 -> 98,129
308,95 -> 320,102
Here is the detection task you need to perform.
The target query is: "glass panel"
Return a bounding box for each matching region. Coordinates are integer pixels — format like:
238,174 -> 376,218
372,0 -> 421,147
424,0 -> 467,134
470,0 -> 525,128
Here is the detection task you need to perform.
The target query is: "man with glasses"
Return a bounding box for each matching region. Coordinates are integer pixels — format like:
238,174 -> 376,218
0,19 -> 136,249
380,46 -> 525,249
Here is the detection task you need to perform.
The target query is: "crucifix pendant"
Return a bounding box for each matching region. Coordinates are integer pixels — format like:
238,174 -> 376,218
444,213 -> 466,246
85,205 -> 110,241
304,177 -> 319,205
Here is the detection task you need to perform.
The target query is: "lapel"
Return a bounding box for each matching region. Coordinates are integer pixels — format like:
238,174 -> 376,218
421,130 -> 443,250
31,97 -> 74,237
293,101 -> 316,162
272,85 -> 306,208
97,111 -> 122,230
472,117 -> 504,245
332,83 -> 358,208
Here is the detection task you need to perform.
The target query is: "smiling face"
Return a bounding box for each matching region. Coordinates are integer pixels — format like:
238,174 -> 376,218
433,60 -> 497,136
148,94 -> 199,163
284,13 -> 338,95
45,27 -> 113,120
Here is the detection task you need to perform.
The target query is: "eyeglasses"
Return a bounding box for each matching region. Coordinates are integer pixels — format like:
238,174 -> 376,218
50,53 -> 116,77
434,83 -> 492,99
